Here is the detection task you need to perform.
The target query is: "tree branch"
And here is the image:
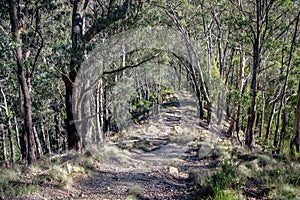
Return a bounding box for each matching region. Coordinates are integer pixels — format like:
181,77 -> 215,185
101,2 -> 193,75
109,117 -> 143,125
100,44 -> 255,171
103,51 -> 161,75
83,0 -> 130,43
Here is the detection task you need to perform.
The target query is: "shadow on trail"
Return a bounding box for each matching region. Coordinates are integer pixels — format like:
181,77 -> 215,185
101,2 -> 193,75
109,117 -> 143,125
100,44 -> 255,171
78,168 -> 194,200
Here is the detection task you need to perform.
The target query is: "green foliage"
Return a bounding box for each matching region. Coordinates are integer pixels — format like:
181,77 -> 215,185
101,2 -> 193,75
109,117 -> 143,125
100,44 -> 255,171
43,164 -> 69,186
209,160 -> 244,191
211,187 -> 241,200
11,184 -> 37,196
161,88 -> 174,95
0,3 -> 300,200
286,167 -> 300,186
235,151 -> 300,199
130,84 -> 175,123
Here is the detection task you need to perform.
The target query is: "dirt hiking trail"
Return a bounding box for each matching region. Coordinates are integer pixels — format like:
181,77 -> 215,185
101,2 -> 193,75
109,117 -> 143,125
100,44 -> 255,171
19,91 -> 225,200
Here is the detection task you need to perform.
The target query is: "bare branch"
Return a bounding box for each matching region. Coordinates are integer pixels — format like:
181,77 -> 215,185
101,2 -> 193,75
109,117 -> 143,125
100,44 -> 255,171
103,51 -> 161,75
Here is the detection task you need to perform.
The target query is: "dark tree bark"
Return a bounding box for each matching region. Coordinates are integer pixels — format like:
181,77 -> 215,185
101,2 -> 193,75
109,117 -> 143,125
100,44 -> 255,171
8,0 -> 35,164
229,0 -> 287,149
64,0 -> 138,150
245,0 -> 270,149
246,29 -> 259,149
290,79 -> 300,155
63,0 -> 88,151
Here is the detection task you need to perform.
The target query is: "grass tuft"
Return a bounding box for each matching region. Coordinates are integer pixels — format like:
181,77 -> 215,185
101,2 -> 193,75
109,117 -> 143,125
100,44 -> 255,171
0,168 -> 37,199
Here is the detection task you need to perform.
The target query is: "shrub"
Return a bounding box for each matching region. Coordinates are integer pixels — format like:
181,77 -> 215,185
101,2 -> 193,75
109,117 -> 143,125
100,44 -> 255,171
212,187 -> 242,200
209,160 -> 243,190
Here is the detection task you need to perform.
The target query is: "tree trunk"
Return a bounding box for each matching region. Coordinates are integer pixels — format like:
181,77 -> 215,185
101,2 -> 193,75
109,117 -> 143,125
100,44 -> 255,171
8,0 -> 35,164
227,44 -> 245,136
246,0 -> 261,149
14,115 -> 22,160
180,61 -> 204,120
64,0 -> 89,151
33,126 -> 42,159
54,113 -> 62,153
41,121 -> 51,155
290,79 -> 300,154
96,81 -> 104,143
275,12 -> 299,149
289,13 -> 300,153
0,122 -> 8,167
265,101 -> 276,141
64,0 -> 137,149
81,79 -> 93,147
274,99 -> 284,148
19,85 -> 27,161
8,113 -> 15,166
0,88 -> 15,165
64,79 -> 81,150
259,89 -> 265,138
200,0 -> 212,86
190,65 -> 204,120
278,109 -> 288,151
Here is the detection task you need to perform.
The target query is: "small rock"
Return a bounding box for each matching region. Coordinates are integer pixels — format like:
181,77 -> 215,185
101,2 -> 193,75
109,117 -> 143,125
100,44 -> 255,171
79,193 -> 84,197
169,166 -> 179,176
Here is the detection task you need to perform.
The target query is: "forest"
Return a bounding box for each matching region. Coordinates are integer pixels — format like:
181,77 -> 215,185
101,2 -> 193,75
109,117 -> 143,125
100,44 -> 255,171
0,0 -> 300,199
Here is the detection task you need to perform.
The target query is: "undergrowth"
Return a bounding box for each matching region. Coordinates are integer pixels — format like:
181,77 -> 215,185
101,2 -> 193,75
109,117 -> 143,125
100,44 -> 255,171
0,168 -> 37,199
0,152 -> 92,198
191,144 -> 300,200
0,144 -> 135,199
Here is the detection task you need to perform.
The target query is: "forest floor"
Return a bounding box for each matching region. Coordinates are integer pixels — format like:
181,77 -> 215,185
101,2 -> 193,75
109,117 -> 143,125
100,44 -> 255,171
8,91 -> 300,200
